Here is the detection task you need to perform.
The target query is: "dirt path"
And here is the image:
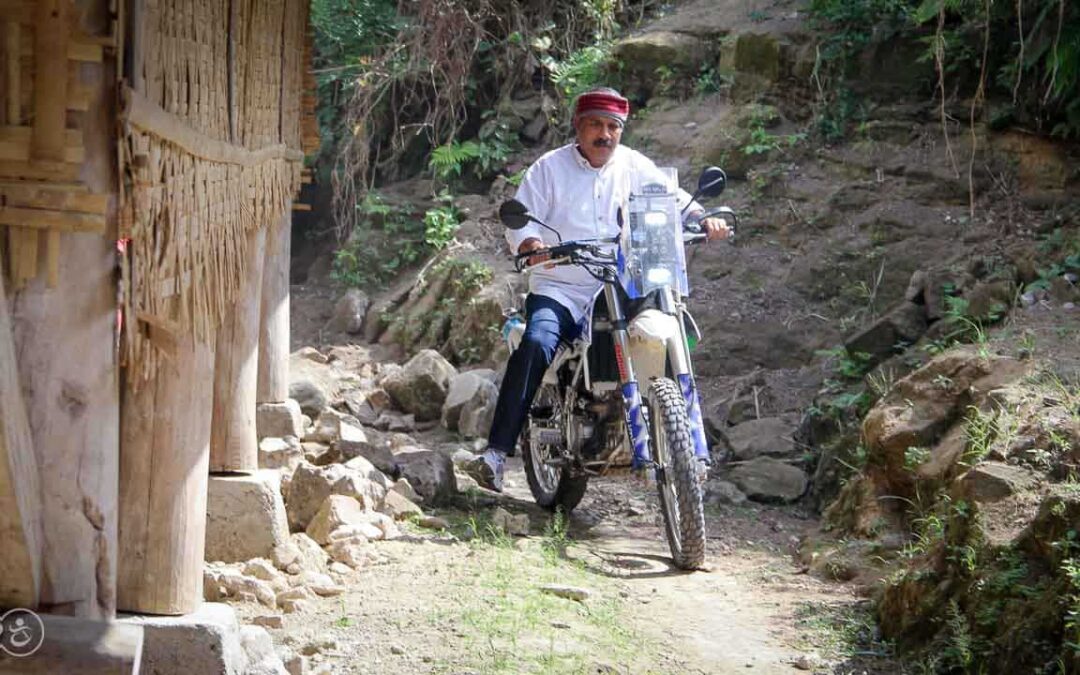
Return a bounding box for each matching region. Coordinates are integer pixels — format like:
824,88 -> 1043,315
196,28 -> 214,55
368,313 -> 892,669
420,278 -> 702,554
237,458 -> 897,674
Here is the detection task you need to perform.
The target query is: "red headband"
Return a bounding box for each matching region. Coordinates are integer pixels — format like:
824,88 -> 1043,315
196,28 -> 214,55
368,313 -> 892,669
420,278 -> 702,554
574,91 -> 630,125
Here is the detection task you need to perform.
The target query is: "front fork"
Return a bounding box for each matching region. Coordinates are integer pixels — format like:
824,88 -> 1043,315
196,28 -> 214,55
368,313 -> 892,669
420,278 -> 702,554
604,283 -> 652,469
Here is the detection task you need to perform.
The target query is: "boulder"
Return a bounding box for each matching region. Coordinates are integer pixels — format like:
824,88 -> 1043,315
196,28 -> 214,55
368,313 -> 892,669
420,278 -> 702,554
375,411 -> 417,433
724,416 -> 798,460
343,455 -> 393,489
285,462 -> 386,531
258,436 -> 303,472
306,407 -> 360,444
118,603 -> 248,675
289,533 -> 329,573
457,385 -> 498,439
202,565 -> 277,607
239,625 -> 289,675
325,536 -> 371,569
844,301 -> 927,363
256,400 -> 304,440
704,479 -> 748,506
613,31 -> 709,98
393,447 -> 458,505
338,425 -> 397,475
306,495 -> 368,545
728,458 -> 808,503
492,508 -> 530,536
382,350 -> 457,421
324,289 -> 369,335
442,372 -> 499,431
389,476 -> 422,503
206,472 -> 290,563
379,490 -> 423,520
289,351 -> 343,417
961,462 -> 1040,502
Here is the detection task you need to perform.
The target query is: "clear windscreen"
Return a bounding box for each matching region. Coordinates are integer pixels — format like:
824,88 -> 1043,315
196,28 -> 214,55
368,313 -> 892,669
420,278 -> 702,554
619,166 -> 688,299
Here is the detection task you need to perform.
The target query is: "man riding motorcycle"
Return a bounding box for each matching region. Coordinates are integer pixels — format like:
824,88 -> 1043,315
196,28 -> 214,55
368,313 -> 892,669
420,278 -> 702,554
466,87 -> 732,492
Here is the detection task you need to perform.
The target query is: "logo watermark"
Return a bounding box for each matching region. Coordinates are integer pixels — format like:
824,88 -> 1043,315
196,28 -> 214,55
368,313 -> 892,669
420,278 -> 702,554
0,608 -> 44,657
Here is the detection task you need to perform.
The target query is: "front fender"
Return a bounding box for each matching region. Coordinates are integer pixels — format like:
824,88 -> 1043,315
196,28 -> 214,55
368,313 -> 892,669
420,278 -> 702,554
627,309 -> 680,385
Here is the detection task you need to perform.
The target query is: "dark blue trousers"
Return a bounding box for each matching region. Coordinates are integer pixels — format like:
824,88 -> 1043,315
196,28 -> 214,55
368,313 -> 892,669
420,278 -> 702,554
487,294 -> 578,454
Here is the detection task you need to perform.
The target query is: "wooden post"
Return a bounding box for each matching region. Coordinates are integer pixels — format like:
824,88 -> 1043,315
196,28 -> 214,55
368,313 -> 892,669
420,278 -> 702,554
210,225 -> 267,472
9,0 -> 120,618
257,207 -> 291,403
0,272 -> 42,609
117,335 -> 214,615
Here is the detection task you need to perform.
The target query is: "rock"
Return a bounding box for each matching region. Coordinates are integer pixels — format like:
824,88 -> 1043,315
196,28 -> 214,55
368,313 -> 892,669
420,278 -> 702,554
417,515 -> 451,530
283,653 -> 306,675
325,289 -> 369,334
442,372 -> 498,431
704,479 -> 748,506
342,390 -> 380,426
257,400 -> 304,440
720,32 -> 781,81
382,349 -> 458,421
964,281 -> 1015,321
389,477 -> 423,503
845,301 -> 927,363
379,490 -> 423,520
727,458 -> 808,503
289,533 -> 329,573
539,584 -> 592,602
240,625 -> 289,675
961,462 -> 1040,502
289,350 -> 345,417
259,436 -> 303,471
307,407 -> 354,444
203,566 -> 278,607
271,540 -> 303,571
328,561 -> 352,576
289,381 -> 328,419
280,599 -> 312,614
276,586 -> 318,606
724,417 -> 798,460
492,508 -> 530,536
285,462 -> 387,531
206,472 -> 291,563
390,644 -> 405,656
252,615 -> 284,629
300,441 -> 332,464
294,347 -> 329,364
244,559 -> 289,591
459,395 -> 497,440
338,424 -> 397,476
344,455 -> 394,489
612,31 -> 709,98
325,536 -> 371,569
306,495 -> 368,545
394,447 -> 458,505
376,411 -> 417,433
118,602 -> 248,675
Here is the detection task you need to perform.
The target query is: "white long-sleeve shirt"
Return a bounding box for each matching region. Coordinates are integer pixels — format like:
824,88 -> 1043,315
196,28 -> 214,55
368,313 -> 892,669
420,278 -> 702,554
508,143 -> 699,322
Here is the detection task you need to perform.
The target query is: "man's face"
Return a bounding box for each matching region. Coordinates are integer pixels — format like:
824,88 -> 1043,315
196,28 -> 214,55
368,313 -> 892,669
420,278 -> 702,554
574,114 -> 623,167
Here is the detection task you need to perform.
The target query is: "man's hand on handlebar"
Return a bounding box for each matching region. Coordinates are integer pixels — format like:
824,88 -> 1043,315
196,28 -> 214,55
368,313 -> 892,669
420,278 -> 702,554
517,238 -> 552,267
700,216 -> 732,242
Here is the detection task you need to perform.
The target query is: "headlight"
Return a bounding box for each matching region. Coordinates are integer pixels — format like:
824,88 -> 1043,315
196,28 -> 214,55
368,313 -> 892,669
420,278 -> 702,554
646,268 -> 672,285
643,211 -> 668,227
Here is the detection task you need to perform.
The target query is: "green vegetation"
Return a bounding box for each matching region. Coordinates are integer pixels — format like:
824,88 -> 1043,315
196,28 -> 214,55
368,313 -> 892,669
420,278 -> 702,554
809,0 -> 1080,139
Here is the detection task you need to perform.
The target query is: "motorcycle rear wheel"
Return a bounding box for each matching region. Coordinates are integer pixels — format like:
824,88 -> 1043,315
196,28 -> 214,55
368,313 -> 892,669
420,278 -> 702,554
649,377 -> 706,570
522,386 -> 589,513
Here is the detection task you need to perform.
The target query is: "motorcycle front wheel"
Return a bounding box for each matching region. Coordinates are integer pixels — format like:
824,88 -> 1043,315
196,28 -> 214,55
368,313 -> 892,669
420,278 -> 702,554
649,377 -> 706,570
522,384 -> 589,513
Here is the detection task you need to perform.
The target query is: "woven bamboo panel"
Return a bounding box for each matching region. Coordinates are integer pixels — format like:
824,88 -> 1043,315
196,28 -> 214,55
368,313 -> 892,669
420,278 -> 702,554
121,0 -> 311,384
0,1 -> 111,289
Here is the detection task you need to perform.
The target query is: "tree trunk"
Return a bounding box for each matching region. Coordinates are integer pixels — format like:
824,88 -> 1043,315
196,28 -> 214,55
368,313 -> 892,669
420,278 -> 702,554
210,225 -> 267,472
257,208 -> 291,403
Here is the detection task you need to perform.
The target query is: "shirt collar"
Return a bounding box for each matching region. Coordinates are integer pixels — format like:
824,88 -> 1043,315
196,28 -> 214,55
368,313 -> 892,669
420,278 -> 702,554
574,144 -> 618,171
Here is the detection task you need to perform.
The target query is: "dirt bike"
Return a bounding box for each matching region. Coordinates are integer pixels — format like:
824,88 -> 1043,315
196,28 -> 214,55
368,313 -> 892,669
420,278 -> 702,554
498,166 -> 736,570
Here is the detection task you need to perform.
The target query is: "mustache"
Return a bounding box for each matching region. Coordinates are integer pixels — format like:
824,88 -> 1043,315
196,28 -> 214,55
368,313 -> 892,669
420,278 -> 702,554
593,139 -> 612,148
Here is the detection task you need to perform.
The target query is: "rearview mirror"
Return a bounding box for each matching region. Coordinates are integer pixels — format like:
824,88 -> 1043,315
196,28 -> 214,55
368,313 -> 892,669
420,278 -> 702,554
696,167 -> 726,199
499,199 -> 532,231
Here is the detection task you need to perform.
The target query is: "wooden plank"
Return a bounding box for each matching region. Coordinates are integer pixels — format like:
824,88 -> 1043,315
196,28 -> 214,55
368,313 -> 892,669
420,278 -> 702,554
31,0 -> 69,163
0,130 -> 84,163
0,159 -> 81,182
0,2 -> 32,26
123,87 -> 304,167
67,41 -> 103,63
0,181 -> 109,214
0,206 -> 106,233
9,227 -> 37,286
0,267 -> 42,609
4,22 -> 18,125
0,614 -> 143,674
45,230 -> 59,287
